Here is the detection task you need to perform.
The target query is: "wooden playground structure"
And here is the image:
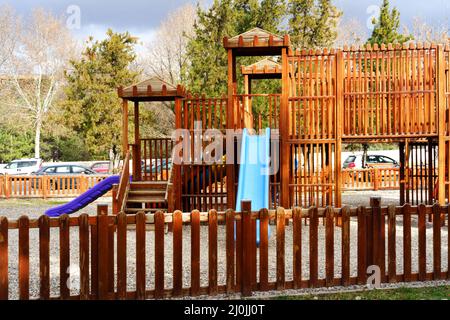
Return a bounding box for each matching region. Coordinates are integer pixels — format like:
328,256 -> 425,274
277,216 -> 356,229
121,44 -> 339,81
116,27 -> 450,214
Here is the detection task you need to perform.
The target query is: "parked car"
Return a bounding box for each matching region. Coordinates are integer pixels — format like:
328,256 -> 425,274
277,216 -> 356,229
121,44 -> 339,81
142,159 -> 172,180
90,161 -> 111,174
343,154 -> 399,169
0,158 -> 42,175
33,165 -> 97,190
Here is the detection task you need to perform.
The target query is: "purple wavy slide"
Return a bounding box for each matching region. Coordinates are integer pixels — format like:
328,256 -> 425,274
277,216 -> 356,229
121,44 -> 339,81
45,175 -> 120,217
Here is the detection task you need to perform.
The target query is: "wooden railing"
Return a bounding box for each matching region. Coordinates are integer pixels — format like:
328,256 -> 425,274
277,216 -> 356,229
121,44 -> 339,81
0,174 -> 110,199
141,138 -> 174,182
0,199 -> 448,300
116,152 -> 131,213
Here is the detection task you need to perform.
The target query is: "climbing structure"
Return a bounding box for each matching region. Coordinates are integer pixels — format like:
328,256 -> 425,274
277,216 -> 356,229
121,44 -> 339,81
117,28 -> 450,212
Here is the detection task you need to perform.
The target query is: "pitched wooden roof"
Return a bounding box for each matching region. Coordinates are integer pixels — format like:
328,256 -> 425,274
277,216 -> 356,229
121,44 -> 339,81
241,58 -> 282,77
223,27 -> 290,56
118,76 -> 185,101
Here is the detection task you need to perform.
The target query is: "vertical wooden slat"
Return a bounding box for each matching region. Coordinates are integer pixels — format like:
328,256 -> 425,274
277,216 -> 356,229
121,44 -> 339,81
191,210 -> 200,296
432,204 -> 441,280
259,209 -> 269,291
59,214 -> 70,299
241,201 -> 253,297
79,214 -> 90,300
325,206 -> 334,286
403,204 -> 412,282
341,207 -> 350,286
97,205 -> 109,300
38,215 -> 50,300
18,216 -> 29,300
418,204 -> 427,281
293,207 -> 302,289
225,210 -> 235,293
208,209 -> 218,295
357,206 -> 367,284
90,220 -> 98,297
136,211 -> 146,300
309,207 -> 319,287
116,212 -> 127,300
388,205 -> 397,283
172,210 -> 183,297
276,207 -> 285,290
155,211 -> 165,299
0,217 -> 8,300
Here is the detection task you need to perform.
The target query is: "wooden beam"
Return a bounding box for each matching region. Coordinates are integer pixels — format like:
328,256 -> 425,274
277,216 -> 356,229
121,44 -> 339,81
335,50 -> 344,208
134,101 -> 142,181
122,99 -> 129,158
280,47 -> 290,208
437,45 -> 446,204
174,97 -> 183,210
226,49 -> 236,209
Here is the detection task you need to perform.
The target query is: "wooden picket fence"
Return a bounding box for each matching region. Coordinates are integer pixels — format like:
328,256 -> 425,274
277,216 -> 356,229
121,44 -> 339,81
0,198 -> 448,300
0,175 -> 111,199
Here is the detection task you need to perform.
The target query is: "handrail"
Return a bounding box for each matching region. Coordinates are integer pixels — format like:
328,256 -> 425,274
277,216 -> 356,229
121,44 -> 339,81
116,151 -> 131,212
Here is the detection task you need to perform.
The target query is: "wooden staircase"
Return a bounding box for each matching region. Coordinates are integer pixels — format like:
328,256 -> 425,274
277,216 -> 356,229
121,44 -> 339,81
124,181 -> 168,214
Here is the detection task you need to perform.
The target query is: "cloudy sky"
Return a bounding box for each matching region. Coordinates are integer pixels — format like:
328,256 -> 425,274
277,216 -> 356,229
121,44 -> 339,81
0,0 -> 449,43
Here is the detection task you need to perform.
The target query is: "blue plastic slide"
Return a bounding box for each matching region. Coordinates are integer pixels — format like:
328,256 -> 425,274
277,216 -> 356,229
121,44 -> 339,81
45,175 -> 120,217
235,128 -> 271,244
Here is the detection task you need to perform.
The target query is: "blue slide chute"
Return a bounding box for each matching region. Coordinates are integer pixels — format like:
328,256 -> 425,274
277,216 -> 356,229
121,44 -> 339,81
235,128 -> 271,244
45,175 -> 120,217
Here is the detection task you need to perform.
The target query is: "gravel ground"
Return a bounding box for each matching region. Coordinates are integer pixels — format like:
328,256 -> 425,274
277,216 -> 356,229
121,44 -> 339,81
0,191 -> 448,300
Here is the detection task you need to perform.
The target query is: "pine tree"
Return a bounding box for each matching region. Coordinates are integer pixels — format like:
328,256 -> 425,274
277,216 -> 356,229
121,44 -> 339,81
288,0 -> 342,49
59,30 -> 139,161
367,0 -> 413,45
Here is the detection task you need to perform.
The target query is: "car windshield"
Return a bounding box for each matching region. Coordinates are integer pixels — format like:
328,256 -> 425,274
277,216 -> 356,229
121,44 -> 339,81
344,156 -> 356,163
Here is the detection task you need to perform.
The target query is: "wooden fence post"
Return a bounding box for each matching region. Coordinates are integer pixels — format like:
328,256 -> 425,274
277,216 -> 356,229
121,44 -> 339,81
241,200 -> 253,297
112,184 -> 119,215
370,197 -> 384,280
4,175 -> 10,199
437,45 -> 446,205
373,169 -> 379,191
97,204 -> 110,300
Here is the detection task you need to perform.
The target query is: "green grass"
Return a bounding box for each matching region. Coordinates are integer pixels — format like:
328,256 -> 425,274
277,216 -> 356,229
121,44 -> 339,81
272,286 -> 449,300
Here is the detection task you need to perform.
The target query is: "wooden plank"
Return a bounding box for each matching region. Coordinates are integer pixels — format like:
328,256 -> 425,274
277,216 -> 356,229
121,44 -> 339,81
259,209 -> 269,291
79,214 -> 90,300
309,207 -> 319,287
293,207 -> 302,289
403,204 -> 412,282
90,222 -> 98,297
432,204 -> 441,280
155,211 -> 165,299
276,207 -> 286,290
38,215 -> 50,300
59,214 -> 70,299
116,212 -> 127,300
341,207 -> 350,286
97,205 -> 110,300
18,216 -> 30,300
136,211 -> 146,300
172,210 -> 183,297
357,206 -> 367,284
0,217 -> 8,300
388,206 -> 397,283
418,204 -> 427,281
325,206 -> 334,286
225,210 -> 235,293
191,210 -> 201,296
241,201 -> 253,296
208,210 -> 218,295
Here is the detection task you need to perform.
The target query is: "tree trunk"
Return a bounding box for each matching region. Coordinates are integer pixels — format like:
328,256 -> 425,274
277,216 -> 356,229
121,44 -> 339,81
35,120 -> 42,159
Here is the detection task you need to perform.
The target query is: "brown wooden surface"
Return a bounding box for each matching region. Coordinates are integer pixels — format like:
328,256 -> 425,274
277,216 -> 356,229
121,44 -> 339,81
241,201 -> 253,296
136,211 -> 146,300
259,209 -> 269,291
172,211 -> 183,297
418,204 -> 427,281
341,207 -> 350,286
325,207 -> 335,286
292,207 -> 302,288
309,207 -> 319,287
0,217 -> 8,300
208,210 -> 218,295
18,216 -> 29,300
276,207 -> 286,290
357,206 -> 367,284
59,214 -> 70,299
38,215 -> 50,300
403,204 -> 412,281
388,206 -> 397,283
116,212 -> 127,300
190,210 -> 201,296
154,211 -> 165,299
432,204 -> 441,280
79,214 -> 90,300
225,210 -> 235,293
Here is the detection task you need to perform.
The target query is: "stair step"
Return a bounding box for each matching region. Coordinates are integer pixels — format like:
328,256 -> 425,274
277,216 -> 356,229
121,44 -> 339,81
130,181 -> 167,190
127,197 -> 166,204
125,208 -> 168,213
128,190 -> 166,196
